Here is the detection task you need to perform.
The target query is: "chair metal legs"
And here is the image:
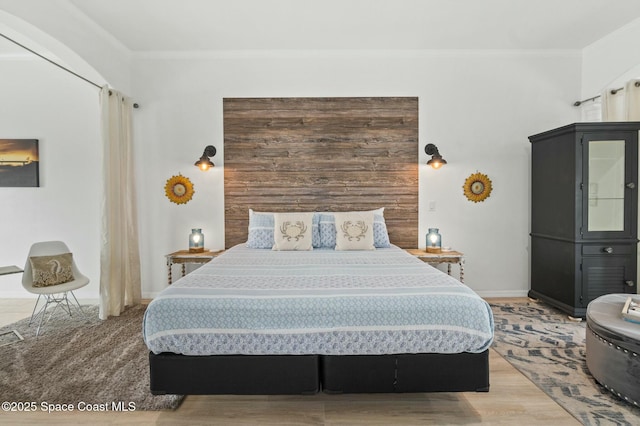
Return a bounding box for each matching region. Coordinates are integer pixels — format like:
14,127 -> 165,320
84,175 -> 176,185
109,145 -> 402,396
28,291 -> 86,337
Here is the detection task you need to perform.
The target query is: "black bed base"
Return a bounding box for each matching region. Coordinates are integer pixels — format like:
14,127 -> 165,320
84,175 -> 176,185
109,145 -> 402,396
149,353 -> 320,395
149,350 -> 489,395
322,351 -> 489,393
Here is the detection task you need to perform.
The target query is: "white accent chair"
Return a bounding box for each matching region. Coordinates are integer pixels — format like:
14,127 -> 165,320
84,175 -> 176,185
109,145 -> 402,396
22,241 -> 89,337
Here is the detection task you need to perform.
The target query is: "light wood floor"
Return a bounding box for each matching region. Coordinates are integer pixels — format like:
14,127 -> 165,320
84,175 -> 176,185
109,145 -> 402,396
0,298 -> 579,425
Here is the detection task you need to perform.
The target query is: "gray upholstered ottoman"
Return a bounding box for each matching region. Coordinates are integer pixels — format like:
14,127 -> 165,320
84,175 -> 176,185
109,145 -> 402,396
586,294 -> 640,407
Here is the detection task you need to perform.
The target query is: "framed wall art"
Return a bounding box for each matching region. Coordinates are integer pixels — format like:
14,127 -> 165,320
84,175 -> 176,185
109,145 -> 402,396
0,139 -> 39,187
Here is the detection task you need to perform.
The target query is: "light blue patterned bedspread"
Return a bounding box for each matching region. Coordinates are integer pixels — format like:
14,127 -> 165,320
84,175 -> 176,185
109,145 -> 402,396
143,244 -> 494,356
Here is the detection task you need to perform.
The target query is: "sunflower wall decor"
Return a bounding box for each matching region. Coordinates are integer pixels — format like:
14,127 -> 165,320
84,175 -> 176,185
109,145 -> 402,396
165,174 -> 194,205
463,172 -> 492,203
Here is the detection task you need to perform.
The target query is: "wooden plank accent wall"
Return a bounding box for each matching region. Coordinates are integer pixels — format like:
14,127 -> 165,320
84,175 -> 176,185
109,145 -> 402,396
224,97 -> 418,249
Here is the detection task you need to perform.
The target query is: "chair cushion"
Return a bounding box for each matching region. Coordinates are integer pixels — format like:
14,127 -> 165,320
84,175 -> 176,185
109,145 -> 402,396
29,253 -> 75,287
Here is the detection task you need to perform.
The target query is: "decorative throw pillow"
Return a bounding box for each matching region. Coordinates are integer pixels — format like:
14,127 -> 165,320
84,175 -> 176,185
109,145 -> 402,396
247,209 -> 321,248
246,209 -> 275,249
372,208 -> 391,248
333,211 -> 375,250
318,213 -> 337,248
311,212 -> 321,247
319,208 -> 390,248
30,253 -> 75,287
272,212 -> 315,251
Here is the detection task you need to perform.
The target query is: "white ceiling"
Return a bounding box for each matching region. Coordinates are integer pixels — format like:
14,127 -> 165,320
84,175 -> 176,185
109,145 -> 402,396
0,0 -> 640,54
1,0 -> 640,55
59,0 -> 640,52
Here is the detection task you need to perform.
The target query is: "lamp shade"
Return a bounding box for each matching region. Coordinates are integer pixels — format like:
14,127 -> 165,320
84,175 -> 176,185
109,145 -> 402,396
426,156 -> 447,169
426,228 -> 442,253
195,145 -> 217,171
189,228 -> 204,252
425,144 -> 447,169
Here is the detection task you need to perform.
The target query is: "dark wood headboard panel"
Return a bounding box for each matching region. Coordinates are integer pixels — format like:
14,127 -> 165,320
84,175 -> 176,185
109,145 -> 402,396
223,97 -> 418,248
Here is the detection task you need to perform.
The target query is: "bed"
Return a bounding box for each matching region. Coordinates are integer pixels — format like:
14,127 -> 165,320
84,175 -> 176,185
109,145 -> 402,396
144,242 -> 494,395
145,97 -> 493,395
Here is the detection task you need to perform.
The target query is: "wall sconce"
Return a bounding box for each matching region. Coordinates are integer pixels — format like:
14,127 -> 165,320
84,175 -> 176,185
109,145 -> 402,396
195,145 -> 217,171
425,143 -> 447,169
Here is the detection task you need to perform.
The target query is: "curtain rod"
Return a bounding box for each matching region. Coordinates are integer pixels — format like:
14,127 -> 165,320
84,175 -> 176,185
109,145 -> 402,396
574,81 -> 640,106
0,32 -> 139,108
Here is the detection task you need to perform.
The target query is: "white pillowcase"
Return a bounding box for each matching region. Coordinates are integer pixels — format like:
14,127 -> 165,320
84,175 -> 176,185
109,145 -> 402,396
333,211 -> 375,250
272,212 -> 315,251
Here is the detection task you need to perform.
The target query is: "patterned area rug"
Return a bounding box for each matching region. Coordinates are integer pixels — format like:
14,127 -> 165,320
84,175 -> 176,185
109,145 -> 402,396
491,301 -> 640,425
0,305 -> 183,411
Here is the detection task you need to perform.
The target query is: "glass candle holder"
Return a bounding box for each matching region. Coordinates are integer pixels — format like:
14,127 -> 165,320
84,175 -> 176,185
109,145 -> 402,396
426,228 -> 442,253
189,228 -> 204,252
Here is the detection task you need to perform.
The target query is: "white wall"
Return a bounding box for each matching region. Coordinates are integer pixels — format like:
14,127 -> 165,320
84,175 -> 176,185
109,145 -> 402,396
582,17 -> 640,96
0,57 -> 101,299
133,50 -> 581,298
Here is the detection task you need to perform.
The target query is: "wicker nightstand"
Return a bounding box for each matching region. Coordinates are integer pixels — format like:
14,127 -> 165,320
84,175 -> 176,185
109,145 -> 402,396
406,249 -> 465,283
165,250 -> 224,285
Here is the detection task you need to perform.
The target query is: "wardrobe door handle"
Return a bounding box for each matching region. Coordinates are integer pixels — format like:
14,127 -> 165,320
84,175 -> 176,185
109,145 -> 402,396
626,182 -> 636,189
626,280 -> 635,287
603,247 -> 613,254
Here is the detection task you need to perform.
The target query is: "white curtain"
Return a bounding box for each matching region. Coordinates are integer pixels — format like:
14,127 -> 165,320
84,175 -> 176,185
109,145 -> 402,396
579,98 -> 602,122
625,79 -> 640,120
602,78 -> 640,121
99,86 -> 141,320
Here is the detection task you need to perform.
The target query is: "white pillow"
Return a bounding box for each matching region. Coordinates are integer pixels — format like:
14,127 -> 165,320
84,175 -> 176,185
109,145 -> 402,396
333,211 -> 375,251
272,212 -> 315,251
318,207 -> 390,248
